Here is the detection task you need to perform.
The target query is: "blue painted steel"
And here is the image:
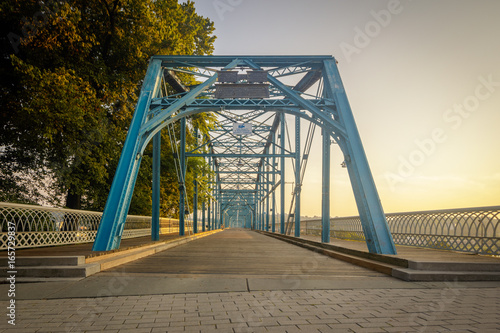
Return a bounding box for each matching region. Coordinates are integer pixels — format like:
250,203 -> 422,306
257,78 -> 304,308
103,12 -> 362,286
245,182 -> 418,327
294,116 -> 301,238
321,128 -> 330,243
243,59 -> 347,138
280,113 -> 286,234
179,117 -> 186,236
139,59 -> 242,151
186,153 -> 293,158
265,160 -> 270,231
159,55 -> 333,68
92,55 -> 396,255
92,59 -> 162,251
272,132 -> 276,233
202,200 -> 206,232
207,196 -> 211,231
151,98 -> 330,109
152,132 -> 161,241
219,197 -> 223,229
193,179 -> 198,234
322,59 -> 396,254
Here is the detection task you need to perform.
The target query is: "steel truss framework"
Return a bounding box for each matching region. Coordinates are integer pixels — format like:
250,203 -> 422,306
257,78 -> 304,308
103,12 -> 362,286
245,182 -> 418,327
92,55 -> 397,254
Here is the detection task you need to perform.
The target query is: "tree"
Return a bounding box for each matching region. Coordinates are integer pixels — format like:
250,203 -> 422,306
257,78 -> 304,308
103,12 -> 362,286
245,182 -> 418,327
0,0 -> 216,214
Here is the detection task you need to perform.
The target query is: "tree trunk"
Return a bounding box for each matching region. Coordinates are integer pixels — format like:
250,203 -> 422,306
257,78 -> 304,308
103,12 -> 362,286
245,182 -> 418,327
65,189 -> 81,210
61,187 -> 81,231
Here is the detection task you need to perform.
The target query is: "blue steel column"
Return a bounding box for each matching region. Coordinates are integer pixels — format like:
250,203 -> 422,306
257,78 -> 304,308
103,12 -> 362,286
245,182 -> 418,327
321,128 -> 331,243
323,59 -> 396,254
280,113 -> 286,234
211,194 -> 214,230
215,189 -> 219,229
218,193 -> 223,229
213,199 -> 216,229
272,131 -> 276,233
179,117 -> 186,236
193,179 -> 198,234
258,191 -> 262,230
202,166 -> 206,232
265,155 -> 270,231
202,200 -> 206,232
151,132 -> 161,241
207,196 -> 211,231
253,192 -> 257,230
294,116 -> 301,238
261,183 -> 265,230
93,59 -> 162,251
207,157 -> 211,231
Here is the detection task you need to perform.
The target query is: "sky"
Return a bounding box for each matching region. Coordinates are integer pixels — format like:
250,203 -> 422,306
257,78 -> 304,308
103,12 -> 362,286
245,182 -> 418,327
189,0 -> 500,217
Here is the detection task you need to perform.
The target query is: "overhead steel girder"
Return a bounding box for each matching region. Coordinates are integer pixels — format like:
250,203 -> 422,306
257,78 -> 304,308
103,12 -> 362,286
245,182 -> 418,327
186,153 -> 293,158
150,98 -> 332,109
93,55 -> 396,255
158,55 -> 332,68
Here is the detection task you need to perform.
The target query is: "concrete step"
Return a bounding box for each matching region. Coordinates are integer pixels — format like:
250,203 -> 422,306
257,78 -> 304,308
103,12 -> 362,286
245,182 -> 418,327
267,233 -> 398,275
0,256 -> 85,267
1,230 -> 223,283
13,277 -> 85,283
2,263 -> 100,278
393,268 -> 500,281
259,231 -> 500,282
408,261 -> 500,272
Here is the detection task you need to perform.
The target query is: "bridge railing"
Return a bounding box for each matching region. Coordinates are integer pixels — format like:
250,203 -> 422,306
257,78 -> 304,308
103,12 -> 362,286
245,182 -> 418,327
302,206 -> 500,255
0,202 -> 181,249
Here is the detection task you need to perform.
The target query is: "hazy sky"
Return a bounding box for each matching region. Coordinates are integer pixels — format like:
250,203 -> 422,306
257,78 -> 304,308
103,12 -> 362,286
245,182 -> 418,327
190,0 -> 500,216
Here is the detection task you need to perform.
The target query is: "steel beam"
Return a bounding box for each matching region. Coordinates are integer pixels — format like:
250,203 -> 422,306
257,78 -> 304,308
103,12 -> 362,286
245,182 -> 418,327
179,117 -> 186,236
272,131 -> 276,233
92,58 -> 162,251
193,179 -> 198,234
321,128 -> 331,243
295,116 -> 301,238
202,200 -> 206,232
151,132 -> 161,241
186,153 -> 294,158
92,55 -> 396,256
322,59 -> 396,254
280,113 -> 286,235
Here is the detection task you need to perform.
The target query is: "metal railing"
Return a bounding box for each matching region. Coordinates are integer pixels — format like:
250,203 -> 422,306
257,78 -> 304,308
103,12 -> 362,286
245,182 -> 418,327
0,202 -> 182,249
301,206 -> 500,255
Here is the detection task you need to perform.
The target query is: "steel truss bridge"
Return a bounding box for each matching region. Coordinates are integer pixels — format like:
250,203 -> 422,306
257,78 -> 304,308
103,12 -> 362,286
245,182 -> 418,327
92,55 -> 397,254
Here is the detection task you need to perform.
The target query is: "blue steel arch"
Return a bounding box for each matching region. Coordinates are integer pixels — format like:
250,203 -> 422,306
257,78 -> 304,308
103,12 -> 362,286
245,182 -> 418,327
92,55 -> 396,254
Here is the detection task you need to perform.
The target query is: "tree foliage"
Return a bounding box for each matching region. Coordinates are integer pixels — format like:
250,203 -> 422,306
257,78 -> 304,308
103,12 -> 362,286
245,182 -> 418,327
0,0 -> 216,215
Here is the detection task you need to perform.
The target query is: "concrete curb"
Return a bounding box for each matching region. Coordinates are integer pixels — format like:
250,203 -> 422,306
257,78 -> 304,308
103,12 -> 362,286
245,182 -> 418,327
2,230 -> 222,282
89,229 -> 222,272
259,231 -> 500,281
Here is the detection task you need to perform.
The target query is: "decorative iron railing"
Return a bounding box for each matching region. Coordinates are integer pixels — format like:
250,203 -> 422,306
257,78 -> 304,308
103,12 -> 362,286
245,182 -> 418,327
0,202 -> 181,249
302,206 -> 500,255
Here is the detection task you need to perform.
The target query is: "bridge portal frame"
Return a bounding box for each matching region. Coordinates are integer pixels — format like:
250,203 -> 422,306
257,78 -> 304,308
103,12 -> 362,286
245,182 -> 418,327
92,55 -> 397,255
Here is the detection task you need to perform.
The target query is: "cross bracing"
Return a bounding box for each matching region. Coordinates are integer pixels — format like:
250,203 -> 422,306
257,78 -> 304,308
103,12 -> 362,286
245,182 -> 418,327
92,55 -> 397,255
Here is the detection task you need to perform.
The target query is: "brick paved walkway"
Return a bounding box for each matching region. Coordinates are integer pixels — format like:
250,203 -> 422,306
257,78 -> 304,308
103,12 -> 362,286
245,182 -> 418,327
2,286 -> 499,332
2,229 -> 499,332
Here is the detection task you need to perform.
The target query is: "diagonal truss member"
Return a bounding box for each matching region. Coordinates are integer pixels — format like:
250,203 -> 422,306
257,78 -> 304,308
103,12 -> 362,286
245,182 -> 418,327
92,55 -> 397,255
